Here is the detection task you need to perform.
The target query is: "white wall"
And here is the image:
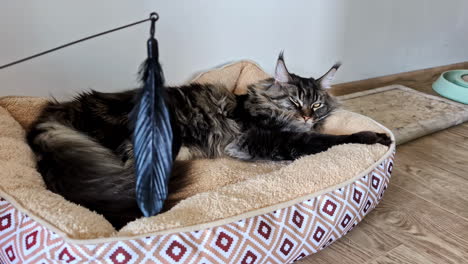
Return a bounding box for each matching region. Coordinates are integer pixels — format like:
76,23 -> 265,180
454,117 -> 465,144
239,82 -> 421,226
1,1 -> 467,98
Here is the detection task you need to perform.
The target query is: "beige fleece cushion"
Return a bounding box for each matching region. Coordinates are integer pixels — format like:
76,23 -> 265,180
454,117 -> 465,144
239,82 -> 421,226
0,107 -> 116,239
0,96 -> 49,130
0,61 -> 391,240
191,60 -> 270,94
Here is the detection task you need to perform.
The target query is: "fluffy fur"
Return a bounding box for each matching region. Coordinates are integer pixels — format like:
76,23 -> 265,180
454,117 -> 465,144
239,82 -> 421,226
27,55 -> 391,228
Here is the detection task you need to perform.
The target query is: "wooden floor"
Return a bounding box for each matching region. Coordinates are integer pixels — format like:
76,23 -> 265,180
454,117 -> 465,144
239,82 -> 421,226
299,62 -> 468,264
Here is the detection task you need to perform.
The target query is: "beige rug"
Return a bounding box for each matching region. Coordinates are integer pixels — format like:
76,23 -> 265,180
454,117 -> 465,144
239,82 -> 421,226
339,84 -> 468,145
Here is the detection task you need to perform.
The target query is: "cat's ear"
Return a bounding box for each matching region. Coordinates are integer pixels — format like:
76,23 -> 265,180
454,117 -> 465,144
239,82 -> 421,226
318,62 -> 341,89
274,52 -> 291,83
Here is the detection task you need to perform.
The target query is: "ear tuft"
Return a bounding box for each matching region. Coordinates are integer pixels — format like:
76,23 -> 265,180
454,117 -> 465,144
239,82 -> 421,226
278,50 -> 285,61
274,51 -> 291,83
318,62 -> 341,89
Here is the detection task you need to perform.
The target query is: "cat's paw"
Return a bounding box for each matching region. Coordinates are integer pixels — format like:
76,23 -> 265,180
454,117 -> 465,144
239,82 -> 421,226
348,131 -> 392,146
375,133 -> 393,146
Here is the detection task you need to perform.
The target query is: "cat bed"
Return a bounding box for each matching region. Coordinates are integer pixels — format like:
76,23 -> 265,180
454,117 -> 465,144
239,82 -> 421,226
0,61 -> 395,263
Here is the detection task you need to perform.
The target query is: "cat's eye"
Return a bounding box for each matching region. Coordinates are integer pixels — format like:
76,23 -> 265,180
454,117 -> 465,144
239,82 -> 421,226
312,103 -> 322,109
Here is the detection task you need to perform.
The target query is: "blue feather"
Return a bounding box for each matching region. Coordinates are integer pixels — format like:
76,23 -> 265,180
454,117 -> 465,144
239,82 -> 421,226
133,38 -> 173,217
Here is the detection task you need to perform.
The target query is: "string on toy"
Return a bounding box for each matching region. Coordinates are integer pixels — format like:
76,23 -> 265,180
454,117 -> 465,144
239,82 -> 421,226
0,13 -> 159,70
0,12 -> 174,217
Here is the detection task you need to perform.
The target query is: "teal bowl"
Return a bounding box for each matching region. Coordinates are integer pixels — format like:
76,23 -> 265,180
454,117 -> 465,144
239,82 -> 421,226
433,70 -> 468,104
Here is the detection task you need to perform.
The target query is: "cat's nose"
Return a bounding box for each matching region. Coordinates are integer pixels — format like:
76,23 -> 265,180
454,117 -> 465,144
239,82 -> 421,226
303,116 -> 311,121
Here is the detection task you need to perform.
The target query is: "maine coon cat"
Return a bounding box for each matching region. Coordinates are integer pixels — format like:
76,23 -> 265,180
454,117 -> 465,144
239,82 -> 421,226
27,54 -> 391,228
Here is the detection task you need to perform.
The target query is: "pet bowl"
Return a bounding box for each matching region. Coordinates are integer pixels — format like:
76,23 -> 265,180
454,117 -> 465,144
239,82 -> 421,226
433,70 -> 468,104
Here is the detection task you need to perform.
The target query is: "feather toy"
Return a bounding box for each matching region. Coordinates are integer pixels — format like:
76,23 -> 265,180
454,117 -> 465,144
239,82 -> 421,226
132,13 -> 173,217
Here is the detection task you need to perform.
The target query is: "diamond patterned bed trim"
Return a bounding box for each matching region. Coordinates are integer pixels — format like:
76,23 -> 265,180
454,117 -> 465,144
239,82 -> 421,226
0,152 -> 394,264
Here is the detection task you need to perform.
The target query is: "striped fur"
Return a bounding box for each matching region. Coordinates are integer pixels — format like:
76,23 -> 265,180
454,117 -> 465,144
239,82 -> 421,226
27,56 -> 391,228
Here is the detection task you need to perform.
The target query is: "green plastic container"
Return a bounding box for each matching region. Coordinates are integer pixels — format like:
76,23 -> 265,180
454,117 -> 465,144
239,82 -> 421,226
433,70 -> 468,104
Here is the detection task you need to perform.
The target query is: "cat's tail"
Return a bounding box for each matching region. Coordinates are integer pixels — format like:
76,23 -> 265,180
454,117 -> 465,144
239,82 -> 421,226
27,120 -> 141,228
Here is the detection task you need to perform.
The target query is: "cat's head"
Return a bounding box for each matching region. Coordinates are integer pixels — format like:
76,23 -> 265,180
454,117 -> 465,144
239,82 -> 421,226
248,53 -> 340,130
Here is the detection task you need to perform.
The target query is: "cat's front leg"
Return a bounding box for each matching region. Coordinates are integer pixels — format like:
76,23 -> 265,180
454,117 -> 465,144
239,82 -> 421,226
290,131 -> 392,159
224,130 -> 392,161
345,131 -> 392,146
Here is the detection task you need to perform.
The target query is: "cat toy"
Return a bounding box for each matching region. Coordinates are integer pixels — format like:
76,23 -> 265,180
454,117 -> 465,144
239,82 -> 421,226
133,13 -> 174,216
0,12 -> 174,217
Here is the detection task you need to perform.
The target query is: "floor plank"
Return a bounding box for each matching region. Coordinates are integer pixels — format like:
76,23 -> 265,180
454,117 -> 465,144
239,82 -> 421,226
396,133 -> 468,180
391,154 -> 468,219
445,122 -> 468,138
388,124 -> 468,219
363,185 -> 468,263
297,222 -> 401,264
366,244 -> 436,264
299,184 -> 468,264
300,63 -> 468,263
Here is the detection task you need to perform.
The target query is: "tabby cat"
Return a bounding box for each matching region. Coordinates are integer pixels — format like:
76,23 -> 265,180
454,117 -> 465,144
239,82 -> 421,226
27,54 -> 391,228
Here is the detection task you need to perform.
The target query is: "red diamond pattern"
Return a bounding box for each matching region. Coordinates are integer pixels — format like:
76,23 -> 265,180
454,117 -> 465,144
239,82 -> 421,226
215,232 -> 233,252
292,210 -> 304,228
241,250 -> 258,264
166,241 -> 187,262
322,200 -> 338,216
0,151 -> 394,263
388,162 -> 393,174
257,221 -> 272,240
58,247 -> 76,263
371,175 -> 381,189
341,214 -> 352,229
364,200 -> 372,213
109,247 -> 132,264
0,215 -> 11,232
24,231 -> 38,250
280,238 -> 294,256
4,245 -> 15,262
353,189 -> 363,204
313,226 -> 325,243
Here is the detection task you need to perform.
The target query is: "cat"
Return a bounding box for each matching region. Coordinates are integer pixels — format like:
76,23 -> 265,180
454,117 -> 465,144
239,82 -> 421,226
27,54 -> 391,228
